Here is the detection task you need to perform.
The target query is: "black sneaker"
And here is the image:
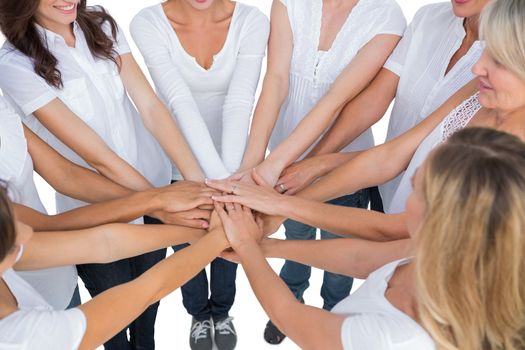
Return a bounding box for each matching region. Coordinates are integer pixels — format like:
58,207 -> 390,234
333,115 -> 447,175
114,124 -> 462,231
189,317 -> 213,350
263,319 -> 286,345
214,316 -> 237,350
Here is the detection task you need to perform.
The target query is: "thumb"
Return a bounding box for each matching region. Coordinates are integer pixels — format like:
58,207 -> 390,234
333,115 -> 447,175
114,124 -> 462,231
251,168 -> 271,188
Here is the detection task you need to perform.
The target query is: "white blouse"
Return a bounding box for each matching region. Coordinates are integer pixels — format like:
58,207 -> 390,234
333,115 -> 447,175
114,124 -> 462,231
0,96 -> 77,310
131,3 -> 269,179
269,0 -> 406,158
0,269 -> 86,350
331,259 -> 435,350
0,21 -> 171,214
386,93 -> 481,214
379,2 -> 484,209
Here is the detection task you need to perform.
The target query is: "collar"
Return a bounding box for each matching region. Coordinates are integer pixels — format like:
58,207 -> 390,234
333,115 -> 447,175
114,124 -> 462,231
34,21 -> 81,50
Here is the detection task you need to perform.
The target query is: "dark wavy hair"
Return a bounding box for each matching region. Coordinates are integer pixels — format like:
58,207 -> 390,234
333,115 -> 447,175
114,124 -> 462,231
0,0 -> 120,89
0,185 -> 16,262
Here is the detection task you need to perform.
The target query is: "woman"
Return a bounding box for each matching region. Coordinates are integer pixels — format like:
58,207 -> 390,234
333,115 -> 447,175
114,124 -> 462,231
0,94 -> 216,310
275,0 -> 489,207
227,0 -> 406,342
0,186 -> 232,350
0,0 -> 205,348
130,0 -> 269,348
211,0 -> 525,243
216,127 -> 525,349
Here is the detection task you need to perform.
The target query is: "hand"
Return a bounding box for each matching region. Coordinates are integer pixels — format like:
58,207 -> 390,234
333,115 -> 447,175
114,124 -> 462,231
214,202 -> 264,250
227,169 -> 256,185
275,157 -> 323,195
253,161 -> 282,188
206,170 -> 283,216
154,181 -> 219,213
150,208 -> 212,228
257,213 -> 285,237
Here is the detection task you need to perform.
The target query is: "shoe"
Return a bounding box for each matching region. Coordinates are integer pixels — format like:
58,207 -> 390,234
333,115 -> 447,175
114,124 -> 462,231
189,317 -> 213,350
214,316 -> 237,350
263,319 -> 286,345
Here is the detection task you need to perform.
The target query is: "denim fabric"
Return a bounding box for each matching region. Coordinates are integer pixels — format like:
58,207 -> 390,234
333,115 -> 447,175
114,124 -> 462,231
368,186 -> 384,213
172,243 -> 238,322
66,285 -> 81,309
76,215 -> 167,350
279,189 -> 370,310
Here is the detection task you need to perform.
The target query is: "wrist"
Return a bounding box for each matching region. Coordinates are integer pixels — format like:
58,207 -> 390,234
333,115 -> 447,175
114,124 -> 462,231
234,239 -> 260,258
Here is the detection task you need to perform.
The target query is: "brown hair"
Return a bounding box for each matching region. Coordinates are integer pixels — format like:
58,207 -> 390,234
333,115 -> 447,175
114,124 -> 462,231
416,128 -> 525,350
0,0 -> 120,89
0,185 -> 16,262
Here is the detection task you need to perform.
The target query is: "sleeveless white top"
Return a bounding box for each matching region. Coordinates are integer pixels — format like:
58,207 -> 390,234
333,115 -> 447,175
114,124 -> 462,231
386,93 -> 482,214
0,96 -> 77,310
269,0 -> 406,158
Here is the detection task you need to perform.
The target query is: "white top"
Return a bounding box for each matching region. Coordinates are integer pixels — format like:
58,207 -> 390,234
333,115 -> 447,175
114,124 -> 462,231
331,259 -> 435,350
0,21 -> 172,214
0,269 -> 86,350
269,0 -> 406,158
379,2 -> 484,208
0,95 -> 78,310
130,3 -> 269,179
387,93 -> 481,214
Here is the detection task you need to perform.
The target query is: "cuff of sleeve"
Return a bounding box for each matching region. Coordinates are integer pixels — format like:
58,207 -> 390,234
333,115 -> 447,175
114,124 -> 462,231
21,91 -> 56,116
383,60 -> 402,77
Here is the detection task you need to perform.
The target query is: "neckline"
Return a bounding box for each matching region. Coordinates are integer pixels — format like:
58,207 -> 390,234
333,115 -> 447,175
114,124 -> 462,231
158,2 -> 238,72
314,0 -> 362,54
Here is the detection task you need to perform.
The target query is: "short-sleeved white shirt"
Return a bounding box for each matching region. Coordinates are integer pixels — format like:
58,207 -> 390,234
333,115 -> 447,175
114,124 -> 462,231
0,20 -> 171,215
269,0 -> 407,158
331,259 -> 435,350
0,269 -> 86,350
379,3 -> 484,208
0,95 -> 77,310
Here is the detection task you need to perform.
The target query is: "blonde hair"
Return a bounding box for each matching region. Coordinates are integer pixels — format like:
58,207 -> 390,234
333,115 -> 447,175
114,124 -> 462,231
481,0 -> 525,80
416,128 -> 525,350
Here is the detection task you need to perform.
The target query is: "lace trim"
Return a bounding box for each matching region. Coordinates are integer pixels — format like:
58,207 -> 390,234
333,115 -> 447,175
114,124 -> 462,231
440,92 -> 482,143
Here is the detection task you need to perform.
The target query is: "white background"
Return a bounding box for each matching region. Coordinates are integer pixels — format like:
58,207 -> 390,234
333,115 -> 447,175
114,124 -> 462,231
3,1 -> 438,349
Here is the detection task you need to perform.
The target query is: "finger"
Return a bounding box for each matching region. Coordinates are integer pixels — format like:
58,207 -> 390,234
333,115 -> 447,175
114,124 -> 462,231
197,203 -> 215,211
173,218 -> 209,229
205,179 -> 234,192
214,202 -> 229,221
233,202 -> 242,212
187,208 -> 212,221
225,201 -> 235,212
255,215 -> 264,230
211,194 -> 244,204
227,172 -> 244,181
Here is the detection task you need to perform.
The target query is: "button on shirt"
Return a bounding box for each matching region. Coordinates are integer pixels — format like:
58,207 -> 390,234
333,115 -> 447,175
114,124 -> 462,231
379,2 -> 484,209
0,21 -> 171,215
0,95 -> 78,310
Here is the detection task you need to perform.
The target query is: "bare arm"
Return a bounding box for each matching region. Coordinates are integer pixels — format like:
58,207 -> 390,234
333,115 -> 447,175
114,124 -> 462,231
262,237 -> 412,279
25,125 -> 132,203
297,79 -> 480,202
33,98 -> 152,191
119,53 -> 205,181
255,34 -> 402,186
15,222 -> 207,271
237,0 -> 293,172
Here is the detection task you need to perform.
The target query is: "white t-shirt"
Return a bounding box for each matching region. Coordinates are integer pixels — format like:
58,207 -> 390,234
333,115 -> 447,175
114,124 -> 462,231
130,3 -> 269,180
331,259 -> 435,350
0,20 -> 171,215
0,95 -> 78,310
0,268 -> 86,350
386,93 -> 481,214
379,2 -> 483,209
269,0 -> 406,158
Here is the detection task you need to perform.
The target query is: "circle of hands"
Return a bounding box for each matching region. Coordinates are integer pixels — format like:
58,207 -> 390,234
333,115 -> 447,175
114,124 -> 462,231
153,167 -> 292,263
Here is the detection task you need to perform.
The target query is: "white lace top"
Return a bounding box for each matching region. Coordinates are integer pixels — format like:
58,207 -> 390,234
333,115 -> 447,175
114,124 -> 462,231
269,0 -> 406,157
386,93 -> 481,214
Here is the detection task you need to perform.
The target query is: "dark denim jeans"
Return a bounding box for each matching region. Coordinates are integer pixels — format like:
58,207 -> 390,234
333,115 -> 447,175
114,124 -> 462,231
279,189 -> 370,310
172,244 -> 238,322
76,216 -> 166,350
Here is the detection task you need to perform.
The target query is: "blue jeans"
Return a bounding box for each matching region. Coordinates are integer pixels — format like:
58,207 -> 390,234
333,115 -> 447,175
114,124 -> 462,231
279,190 -> 370,310
172,244 -> 238,322
76,216 -> 167,350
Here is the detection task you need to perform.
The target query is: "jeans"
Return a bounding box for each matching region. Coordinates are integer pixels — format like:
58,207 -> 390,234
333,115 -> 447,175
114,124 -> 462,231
66,285 -> 81,309
77,216 -> 167,350
279,190 -> 370,311
369,186 -> 384,213
172,244 -> 238,322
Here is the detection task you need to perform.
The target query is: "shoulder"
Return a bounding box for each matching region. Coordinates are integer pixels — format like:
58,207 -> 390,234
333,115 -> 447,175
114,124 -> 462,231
235,2 -> 270,27
130,4 -> 163,28
411,2 -> 455,27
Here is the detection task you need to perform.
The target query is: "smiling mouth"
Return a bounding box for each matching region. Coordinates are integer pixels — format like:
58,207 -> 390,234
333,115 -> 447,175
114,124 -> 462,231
55,3 -> 76,11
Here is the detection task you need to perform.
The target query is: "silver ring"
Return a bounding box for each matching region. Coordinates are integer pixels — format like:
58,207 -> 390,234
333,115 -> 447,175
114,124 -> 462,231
279,183 -> 286,193
230,185 -> 237,194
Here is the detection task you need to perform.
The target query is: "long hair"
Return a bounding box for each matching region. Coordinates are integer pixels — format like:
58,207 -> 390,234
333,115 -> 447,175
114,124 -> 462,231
0,185 -> 16,262
0,0 -> 120,89
416,128 -> 525,350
